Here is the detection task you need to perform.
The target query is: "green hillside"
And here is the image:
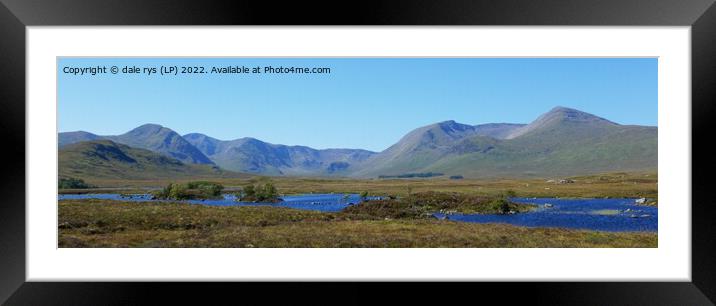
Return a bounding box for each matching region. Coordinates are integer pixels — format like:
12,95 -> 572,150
58,106 -> 657,180
354,107 -> 657,178
107,124 -> 214,164
59,124 -> 214,165
59,140 -> 247,182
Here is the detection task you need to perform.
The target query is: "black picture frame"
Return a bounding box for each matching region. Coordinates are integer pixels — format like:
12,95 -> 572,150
1,0 -> 715,304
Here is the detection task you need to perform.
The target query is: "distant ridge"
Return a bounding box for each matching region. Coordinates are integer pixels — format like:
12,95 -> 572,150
352,106 -> 656,178
473,123 -> 526,139
59,106 -> 657,179
58,131 -> 101,147
58,140 -> 246,180
59,124 -> 213,165
182,133 -> 375,176
107,124 -> 214,164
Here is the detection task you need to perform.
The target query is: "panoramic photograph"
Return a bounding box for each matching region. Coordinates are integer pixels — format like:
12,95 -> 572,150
57,57 -> 658,248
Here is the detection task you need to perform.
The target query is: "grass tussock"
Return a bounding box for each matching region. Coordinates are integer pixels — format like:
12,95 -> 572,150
59,199 -> 657,248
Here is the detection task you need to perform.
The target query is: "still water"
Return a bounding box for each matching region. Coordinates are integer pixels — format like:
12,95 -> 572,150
58,194 -> 657,232
58,193 -> 376,212
435,198 -> 657,232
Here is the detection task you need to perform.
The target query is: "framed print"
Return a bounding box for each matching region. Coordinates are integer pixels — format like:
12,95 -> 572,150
2,0 -> 716,304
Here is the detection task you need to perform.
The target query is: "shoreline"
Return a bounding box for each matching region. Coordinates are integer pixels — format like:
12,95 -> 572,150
58,199 -> 657,248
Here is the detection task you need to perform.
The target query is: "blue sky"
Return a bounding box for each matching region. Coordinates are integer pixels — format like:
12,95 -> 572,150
58,57 -> 657,152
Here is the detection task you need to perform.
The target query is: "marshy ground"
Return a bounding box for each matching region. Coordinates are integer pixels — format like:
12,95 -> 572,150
61,172 -> 658,199
59,199 -> 656,248
58,172 -> 658,248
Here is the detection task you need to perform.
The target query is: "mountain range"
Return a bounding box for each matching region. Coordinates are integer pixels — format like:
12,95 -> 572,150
58,140 -> 246,180
59,124 -> 213,165
181,133 -> 375,176
59,106 -> 657,179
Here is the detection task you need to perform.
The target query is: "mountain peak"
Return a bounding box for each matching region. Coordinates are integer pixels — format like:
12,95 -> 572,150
59,139 -> 249,180
434,120 -> 475,134
138,123 -> 164,128
549,106 -> 573,112
129,123 -> 168,135
183,132 -> 215,140
58,131 -> 101,147
108,124 -> 214,164
505,106 -> 616,139
237,137 -> 264,145
545,106 -> 608,121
